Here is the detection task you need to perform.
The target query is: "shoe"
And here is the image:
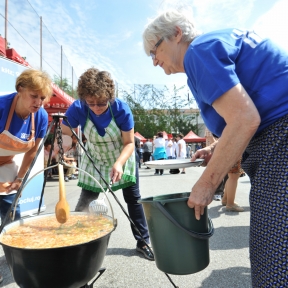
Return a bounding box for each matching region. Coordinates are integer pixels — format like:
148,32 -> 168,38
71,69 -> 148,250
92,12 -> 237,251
226,204 -> 244,212
64,176 -> 69,182
69,175 -> 78,180
136,245 -> 155,261
0,274 -> 3,284
146,167 -> 151,169
213,195 -> 222,201
181,171 -> 186,174
159,174 -> 163,176
154,173 -> 159,175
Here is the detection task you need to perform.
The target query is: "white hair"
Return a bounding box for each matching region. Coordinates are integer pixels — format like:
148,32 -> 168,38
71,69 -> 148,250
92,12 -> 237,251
142,9 -> 201,56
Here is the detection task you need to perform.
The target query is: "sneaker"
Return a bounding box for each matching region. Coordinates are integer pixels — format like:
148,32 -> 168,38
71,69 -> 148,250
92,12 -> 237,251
213,194 -> 222,201
136,245 -> 155,261
69,175 -> 78,180
181,171 -> 186,174
64,176 -> 69,182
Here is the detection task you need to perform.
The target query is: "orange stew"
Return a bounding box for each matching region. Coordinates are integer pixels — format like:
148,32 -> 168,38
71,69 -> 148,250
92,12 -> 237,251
0,214 -> 114,249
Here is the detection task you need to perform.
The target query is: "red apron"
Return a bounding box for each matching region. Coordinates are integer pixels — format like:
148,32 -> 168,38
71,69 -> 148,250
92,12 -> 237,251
0,95 -> 35,193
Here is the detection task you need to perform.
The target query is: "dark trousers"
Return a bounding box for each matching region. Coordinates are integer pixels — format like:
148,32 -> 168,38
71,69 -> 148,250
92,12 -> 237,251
0,193 -> 21,223
155,157 -> 165,175
75,163 -> 150,246
143,152 -> 151,163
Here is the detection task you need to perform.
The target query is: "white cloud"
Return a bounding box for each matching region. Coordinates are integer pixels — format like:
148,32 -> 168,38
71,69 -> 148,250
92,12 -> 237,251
253,0 -> 288,51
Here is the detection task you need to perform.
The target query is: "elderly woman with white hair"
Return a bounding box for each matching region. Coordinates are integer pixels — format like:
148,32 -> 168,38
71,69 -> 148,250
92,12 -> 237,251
142,9 -> 288,287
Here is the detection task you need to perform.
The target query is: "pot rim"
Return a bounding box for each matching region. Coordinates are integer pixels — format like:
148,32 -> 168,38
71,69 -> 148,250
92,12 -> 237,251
0,212 -> 117,250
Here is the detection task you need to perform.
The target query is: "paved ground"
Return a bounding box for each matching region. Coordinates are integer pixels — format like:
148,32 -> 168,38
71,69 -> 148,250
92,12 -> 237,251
0,164 -> 252,288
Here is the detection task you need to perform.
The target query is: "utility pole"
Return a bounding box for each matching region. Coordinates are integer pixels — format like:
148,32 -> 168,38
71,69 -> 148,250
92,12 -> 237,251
40,16 -> 42,70
5,0 -> 8,48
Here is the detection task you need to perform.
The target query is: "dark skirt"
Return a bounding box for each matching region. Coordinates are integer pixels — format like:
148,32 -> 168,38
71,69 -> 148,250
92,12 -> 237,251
241,114 -> 288,287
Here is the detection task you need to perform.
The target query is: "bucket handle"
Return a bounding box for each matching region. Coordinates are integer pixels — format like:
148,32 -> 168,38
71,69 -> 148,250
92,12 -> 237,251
155,202 -> 214,240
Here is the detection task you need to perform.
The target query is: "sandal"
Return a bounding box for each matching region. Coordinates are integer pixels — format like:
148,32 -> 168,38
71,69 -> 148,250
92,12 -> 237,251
226,204 -> 244,212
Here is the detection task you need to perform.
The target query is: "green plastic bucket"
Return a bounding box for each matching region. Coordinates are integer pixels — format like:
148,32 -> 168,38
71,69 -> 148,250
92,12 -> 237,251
138,192 -> 214,275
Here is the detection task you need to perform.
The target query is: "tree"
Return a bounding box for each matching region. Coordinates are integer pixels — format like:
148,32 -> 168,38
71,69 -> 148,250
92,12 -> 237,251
119,84 -> 199,138
53,75 -> 78,99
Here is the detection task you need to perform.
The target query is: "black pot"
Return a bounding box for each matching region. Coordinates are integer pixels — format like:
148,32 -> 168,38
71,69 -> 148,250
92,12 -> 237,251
0,212 -> 116,288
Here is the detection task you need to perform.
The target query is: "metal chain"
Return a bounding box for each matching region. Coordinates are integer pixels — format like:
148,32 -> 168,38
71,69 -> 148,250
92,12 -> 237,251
56,121 -> 64,164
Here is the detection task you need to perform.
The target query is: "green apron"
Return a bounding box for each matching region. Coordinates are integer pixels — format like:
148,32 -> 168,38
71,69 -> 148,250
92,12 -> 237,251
78,105 -> 136,192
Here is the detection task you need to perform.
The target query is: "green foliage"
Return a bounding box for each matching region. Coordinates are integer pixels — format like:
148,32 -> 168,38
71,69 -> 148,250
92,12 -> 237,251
120,84 -> 199,138
53,75 -> 78,99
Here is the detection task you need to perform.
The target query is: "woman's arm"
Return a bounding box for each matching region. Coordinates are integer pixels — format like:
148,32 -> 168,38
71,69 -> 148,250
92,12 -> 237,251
111,128 -> 135,183
188,83 -> 261,219
6,138 -> 43,193
60,123 -> 77,136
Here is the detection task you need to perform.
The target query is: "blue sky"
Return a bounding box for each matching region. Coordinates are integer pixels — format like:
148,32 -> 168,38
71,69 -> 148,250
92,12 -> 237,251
2,0 -> 288,93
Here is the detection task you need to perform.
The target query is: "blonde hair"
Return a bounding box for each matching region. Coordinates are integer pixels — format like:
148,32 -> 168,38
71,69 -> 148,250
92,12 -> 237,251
142,9 -> 201,56
16,69 -> 52,102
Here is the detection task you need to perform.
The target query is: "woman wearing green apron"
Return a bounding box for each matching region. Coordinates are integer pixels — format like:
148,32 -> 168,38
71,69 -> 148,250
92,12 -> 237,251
61,68 -> 153,261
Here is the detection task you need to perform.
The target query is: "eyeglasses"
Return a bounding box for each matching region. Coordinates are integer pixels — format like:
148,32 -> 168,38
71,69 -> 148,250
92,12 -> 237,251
85,101 -> 108,107
150,37 -> 164,60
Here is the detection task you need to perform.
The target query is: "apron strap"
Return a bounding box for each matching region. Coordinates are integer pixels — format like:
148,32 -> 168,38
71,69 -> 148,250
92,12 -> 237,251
5,94 -> 18,130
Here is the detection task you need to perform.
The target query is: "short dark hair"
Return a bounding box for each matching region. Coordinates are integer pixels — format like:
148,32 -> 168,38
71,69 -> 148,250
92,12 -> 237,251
157,132 -> 163,138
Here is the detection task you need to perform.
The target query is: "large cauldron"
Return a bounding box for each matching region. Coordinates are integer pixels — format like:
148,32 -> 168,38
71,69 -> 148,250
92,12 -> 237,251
0,212 -> 116,288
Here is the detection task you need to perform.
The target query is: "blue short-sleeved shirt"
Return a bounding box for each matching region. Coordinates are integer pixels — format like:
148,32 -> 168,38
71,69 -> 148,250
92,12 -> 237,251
0,93 -> 48,140
62,98 -> 134,136
184,28 -> 288,137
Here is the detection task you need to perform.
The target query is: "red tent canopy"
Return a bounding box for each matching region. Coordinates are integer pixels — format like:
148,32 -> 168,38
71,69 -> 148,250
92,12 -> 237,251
162,131 -> 173,140
44,83 -> 75,114
183,130 -> 206,143
134,132 -> 147,142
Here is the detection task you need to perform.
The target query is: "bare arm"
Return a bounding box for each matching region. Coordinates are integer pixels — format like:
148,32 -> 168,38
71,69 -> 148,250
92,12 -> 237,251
61,123 -> 77,136
188,83 -> 261,219
111,128 -> 135,183
6,138 -> 43,193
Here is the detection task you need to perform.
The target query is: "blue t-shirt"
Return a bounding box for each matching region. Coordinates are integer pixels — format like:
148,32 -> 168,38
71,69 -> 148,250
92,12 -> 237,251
184,28 -> 288,137
62,98 -> 134,136
0,93 -> 48,140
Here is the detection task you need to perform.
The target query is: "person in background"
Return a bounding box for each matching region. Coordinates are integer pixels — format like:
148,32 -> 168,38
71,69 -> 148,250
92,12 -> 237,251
134,136 -> 141,168
165,137 -> 174,159
44,140 -> 53,178
172,137 -> 177,159
176,133 -> 187,174
152,131 -> 167,175
221,159 -> 244,212
186,143 -> 191,158
142,138 -> 152,168
139,143 -> 144,167
0,69 -> 52,283
143,8 -> 288,285
61,68 -> 153,261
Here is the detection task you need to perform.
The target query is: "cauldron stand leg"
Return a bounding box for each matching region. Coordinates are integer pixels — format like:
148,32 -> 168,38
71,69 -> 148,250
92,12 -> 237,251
80,268 -> 106,288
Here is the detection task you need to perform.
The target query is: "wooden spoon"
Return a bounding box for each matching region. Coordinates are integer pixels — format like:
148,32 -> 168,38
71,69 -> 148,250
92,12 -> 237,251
55,163 -> 70,224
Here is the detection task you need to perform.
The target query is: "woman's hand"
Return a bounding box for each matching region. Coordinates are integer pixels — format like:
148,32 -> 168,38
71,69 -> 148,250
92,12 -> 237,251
110,162 -> 124,183
5,179 -> 22,194
187,178 -> 215,220
191,146 -> 213,166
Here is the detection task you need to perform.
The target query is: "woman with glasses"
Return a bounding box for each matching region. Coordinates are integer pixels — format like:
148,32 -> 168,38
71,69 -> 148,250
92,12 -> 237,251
142,9 -> 288,286
61,68 -> 153,261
